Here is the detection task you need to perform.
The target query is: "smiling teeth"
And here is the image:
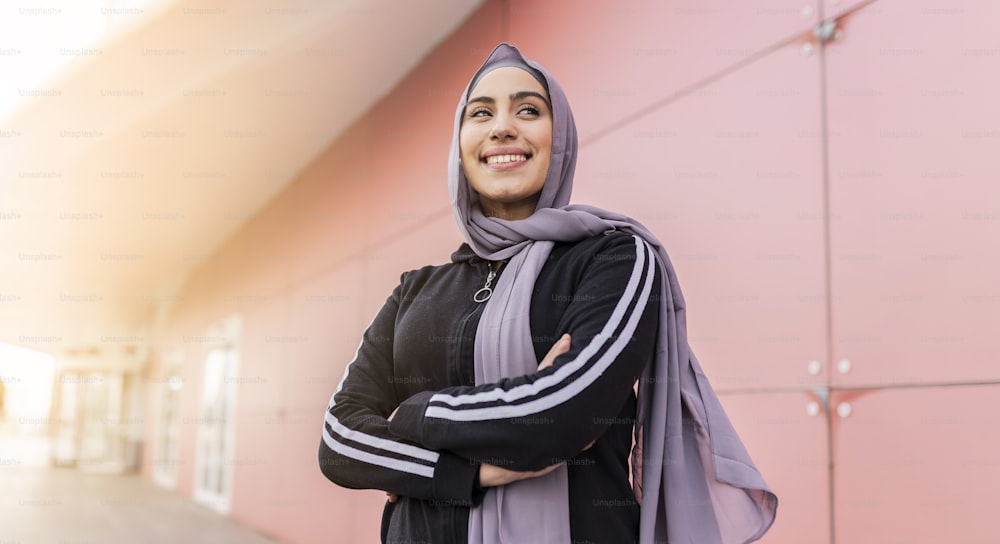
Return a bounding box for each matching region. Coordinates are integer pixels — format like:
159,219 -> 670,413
486,154 -> 527,165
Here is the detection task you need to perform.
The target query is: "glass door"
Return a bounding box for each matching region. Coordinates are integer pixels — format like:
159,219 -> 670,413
153,350 -> 183,488
193,316 -> 241,513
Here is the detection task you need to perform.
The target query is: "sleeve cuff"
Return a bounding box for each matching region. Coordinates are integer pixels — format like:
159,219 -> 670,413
388,390 -> 435,443
432,451 -> 481,505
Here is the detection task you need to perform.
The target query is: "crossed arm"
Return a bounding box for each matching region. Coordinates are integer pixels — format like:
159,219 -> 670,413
319,234 -> 659,504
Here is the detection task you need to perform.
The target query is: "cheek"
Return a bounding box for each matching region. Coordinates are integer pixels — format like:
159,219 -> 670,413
538,131 -> 554,176
458,129 -> 479,182
459,126 -> 480,158
534,125 -> 554,158
458,127 -> 469,155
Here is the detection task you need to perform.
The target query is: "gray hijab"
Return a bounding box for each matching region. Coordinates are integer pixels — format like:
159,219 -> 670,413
450,43 -> 778,544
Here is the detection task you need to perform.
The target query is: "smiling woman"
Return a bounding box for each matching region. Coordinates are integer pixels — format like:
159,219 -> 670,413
319,43 -> 777,544
460,66 -> 553,220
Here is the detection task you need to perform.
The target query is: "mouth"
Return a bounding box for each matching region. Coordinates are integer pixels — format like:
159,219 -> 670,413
481,147 -> 532,169
484,153 -> 530,165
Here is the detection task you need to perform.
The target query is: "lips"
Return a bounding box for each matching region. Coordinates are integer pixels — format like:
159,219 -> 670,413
481,147 -> 531,168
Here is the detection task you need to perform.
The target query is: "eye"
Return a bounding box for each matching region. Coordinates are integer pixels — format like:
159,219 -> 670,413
467,107 -> 492,119
518,104 -> 540,116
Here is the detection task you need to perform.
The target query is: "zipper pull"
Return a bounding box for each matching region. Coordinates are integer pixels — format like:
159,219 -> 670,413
473,267 -> 497,303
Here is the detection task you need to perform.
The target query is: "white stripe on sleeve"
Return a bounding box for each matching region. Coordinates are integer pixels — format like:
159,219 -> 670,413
424,236 -> 655,422
322,309 -> 439,476
322,423 -> 434,478
324,410 -> 439,463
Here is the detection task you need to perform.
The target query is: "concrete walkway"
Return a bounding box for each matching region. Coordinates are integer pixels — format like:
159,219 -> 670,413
0,467 -> 281,544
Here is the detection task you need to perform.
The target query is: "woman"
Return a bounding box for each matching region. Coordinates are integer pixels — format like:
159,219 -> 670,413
319,43 -> 777,544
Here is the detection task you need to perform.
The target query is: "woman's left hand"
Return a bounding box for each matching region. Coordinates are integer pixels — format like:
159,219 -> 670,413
538,333 -> 571,370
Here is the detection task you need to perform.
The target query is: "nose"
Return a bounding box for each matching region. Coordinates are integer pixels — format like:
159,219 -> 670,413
489,112 -> 516,140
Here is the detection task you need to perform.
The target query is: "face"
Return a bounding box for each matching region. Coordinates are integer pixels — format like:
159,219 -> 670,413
460,66 -> 553,221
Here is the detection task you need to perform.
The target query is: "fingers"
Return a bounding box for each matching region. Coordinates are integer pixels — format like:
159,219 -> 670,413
538,333 -> 571,370
534,462 -> 563,477
479,461 -> 566,488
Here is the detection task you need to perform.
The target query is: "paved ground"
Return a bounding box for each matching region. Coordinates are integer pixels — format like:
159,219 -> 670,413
0,467 -> 281,544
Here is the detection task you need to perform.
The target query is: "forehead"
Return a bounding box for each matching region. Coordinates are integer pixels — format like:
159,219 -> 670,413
468,66 -> 548,99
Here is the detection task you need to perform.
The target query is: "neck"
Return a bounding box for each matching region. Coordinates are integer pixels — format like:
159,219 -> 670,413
479,200 -> 537,221
479,204 -> 535,221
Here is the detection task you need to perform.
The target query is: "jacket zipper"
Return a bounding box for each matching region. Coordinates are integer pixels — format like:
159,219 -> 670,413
449,261 -> 493,386
473,267 -> 497,303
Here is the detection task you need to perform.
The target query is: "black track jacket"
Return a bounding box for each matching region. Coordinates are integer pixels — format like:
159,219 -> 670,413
319,230 -> 661,544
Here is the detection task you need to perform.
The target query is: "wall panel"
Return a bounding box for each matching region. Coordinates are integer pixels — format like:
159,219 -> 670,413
831,386 -> 1000,543
826,0 -> 1000,387
574,43 -> 827,390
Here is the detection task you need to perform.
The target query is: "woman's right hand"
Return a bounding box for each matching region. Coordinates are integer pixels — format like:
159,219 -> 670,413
479,461 -> 563,487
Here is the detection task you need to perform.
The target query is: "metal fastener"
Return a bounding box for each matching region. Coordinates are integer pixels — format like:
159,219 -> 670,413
837,358 -> 852,374
814,20 -> 838,44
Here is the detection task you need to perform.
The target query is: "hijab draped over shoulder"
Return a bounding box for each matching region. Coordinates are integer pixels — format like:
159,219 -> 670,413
449,43 -> 778,544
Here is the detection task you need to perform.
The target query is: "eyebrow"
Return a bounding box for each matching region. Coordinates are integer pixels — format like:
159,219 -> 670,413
467,91 -> 550,107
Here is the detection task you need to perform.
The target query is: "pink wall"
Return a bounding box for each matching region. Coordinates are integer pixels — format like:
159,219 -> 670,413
145,1 -> 1000,543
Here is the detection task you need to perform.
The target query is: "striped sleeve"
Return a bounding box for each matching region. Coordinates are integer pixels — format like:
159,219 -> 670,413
388,235 -> 660,471
318,283 -> 480,503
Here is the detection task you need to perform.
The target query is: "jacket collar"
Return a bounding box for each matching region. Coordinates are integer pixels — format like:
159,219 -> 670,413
450,243 -> 485,264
